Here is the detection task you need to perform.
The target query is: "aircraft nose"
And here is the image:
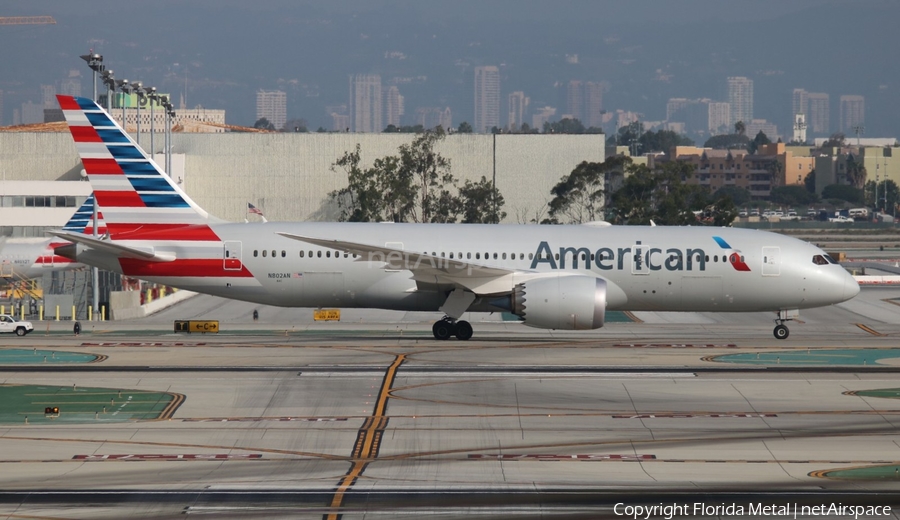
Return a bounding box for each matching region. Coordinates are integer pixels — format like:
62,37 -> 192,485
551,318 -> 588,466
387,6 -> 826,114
843,273 -> 861,301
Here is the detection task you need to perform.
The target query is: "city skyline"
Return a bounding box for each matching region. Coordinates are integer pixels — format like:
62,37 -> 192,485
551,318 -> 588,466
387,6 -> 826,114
0,1 -> 895,139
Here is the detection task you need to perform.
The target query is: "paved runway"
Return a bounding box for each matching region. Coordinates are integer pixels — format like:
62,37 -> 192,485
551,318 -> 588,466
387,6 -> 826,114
1,288 -> 899,518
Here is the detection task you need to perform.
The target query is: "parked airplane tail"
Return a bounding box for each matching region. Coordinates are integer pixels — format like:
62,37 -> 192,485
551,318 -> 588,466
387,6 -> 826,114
56,95 -> 215,240
60,194 -> 107,235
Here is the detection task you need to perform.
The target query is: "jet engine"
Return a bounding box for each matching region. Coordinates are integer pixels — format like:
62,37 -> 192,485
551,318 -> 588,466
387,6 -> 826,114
509,275 -> 607,330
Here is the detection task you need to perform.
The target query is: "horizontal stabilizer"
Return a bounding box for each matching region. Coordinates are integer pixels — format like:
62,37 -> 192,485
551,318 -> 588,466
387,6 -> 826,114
48,231 -> 176,262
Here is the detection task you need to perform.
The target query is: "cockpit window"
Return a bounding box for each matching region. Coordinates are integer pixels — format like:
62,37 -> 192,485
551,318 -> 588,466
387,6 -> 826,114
812,255 -> 831,265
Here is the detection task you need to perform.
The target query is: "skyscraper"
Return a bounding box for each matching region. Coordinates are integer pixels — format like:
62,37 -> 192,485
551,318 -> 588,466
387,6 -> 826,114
349,74 -> 382,133
584,82 -> 604,129
60,70 -> 82,98
726,76 -> 753,126
807,93 -> 830,134
792,88 -> 808,120
256,89 -> 287,130
474,66 -> 500,133
41,85 -> 57,109
0,90 -> 4,126
839,95 -> 865,133
508,91 -> 529,130
566,80 -> 583,122
385,86 -> 403,128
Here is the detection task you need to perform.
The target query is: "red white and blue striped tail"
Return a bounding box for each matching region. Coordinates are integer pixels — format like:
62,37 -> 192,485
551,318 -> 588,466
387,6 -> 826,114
56,95 -> 215,240
60,194 -> 107,236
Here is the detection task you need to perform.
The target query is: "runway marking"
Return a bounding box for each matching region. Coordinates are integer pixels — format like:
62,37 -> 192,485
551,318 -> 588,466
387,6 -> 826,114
182,416 -> 349,423
326,353 -> 405,520
855,323 -> 887,336
611,343 -> 737,348
613,413 -> 777,419
468,453 -> 656,460
72,454 -> 262,461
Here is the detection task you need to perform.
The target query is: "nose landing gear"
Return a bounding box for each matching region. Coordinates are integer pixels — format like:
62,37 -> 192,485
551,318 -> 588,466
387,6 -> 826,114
773,309 -> 799,340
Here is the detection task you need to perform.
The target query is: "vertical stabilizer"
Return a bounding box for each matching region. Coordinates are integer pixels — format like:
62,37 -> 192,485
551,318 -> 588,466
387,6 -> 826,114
57,95 -> 213,240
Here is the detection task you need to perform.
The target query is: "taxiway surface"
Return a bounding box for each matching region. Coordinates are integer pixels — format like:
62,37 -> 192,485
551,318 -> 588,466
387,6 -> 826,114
1,288 -> 899,518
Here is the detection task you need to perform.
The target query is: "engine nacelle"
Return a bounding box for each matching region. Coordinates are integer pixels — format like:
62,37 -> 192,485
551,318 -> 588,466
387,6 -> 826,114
511,275 -> 607,330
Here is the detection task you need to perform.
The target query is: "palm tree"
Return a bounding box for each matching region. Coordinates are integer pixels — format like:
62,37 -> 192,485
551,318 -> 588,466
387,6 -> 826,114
845,155 -> 867,190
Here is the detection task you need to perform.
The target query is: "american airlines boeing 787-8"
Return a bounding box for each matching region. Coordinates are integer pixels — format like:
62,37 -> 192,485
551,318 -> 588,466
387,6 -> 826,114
52,95 -> 859,340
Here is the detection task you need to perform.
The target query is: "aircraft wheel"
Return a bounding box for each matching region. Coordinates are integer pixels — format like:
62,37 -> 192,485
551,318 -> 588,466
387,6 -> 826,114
455,320 -> 473,341
432,320 -> 454,340
773,324 -> 789,340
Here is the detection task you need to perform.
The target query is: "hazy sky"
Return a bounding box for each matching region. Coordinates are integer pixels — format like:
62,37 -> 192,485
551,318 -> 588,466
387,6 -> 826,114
1,0 -> 897,135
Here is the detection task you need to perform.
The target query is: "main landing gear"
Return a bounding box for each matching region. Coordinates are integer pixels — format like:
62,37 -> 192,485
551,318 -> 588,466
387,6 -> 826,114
432,317 -> 473,341
772,309 -> 799,340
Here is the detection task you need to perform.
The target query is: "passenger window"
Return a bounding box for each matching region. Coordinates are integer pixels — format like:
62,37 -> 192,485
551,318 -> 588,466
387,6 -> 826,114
299,251 -> 304,258
529,253 -> 533,260
705,255 -> 709,262
317,251 -> 322,258
262,250 -> 267,258
271,250 -> 276,258
555,253 -> 559,260
344,252 -> 349,258
714,255 -> 718,262
476,253 -> 480,259
502,253 -> 507,260
467,252 -> 471,259
253,250 -> 258,257
326,251 -> 331,258
450,252 -> 454,259
281,250 -> 286,258
493,253 -> 498,259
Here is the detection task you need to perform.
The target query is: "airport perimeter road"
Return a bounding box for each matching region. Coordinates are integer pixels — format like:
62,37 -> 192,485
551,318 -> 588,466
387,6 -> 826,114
0,289 -> 899,518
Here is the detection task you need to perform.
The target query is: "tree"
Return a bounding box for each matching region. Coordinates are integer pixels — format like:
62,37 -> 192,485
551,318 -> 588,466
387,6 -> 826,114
639,129 -> 693,153
283,118 -> 308,132
253,117 -> 275,131
734,121 -> 746,136
804,170 -> 816,193
544,118 -> 585,134
457,121 -> 473,134
822,184 -> 863,205
397,129 -> 459,223
865,179 -> 900,213
546,157 -> 631,224
821,133 -> 846,148
713,185 -> 752,207
769,185 -> 818,206
766,158 -> 785,187
845,155 -> 867,189
610,161 -> 723,225
703,133 -> 750,150
458,176 -> 506,223
749,130 -> 771,154
606,121 -> 641,146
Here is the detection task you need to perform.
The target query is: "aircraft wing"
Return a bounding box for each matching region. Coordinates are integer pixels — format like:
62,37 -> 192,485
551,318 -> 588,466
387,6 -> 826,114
277,232 -> 521,294
48,231 -> 176,262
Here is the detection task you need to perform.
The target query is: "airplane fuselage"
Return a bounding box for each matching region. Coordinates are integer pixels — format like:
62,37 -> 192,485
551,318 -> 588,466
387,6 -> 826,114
70,222 -> 858,314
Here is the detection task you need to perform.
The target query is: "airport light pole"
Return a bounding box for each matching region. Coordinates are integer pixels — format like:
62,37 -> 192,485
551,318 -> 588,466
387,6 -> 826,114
101,69 -> 115,111
115,79 -> 133,134
147,87 -> 157,157
79,53 -> 103,102
165,102 -> 176,176
134,82 -> 145,149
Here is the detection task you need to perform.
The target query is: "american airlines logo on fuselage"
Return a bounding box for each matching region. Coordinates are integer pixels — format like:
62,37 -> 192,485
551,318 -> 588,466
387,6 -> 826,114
529,237 -> 751,272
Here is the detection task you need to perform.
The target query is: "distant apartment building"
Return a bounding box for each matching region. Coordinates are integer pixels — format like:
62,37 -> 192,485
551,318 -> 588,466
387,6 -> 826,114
0,90 -> 4,126
583,82 -> 604,128
791,88 -> 808,120
566,80 -> 583,122
746,119 -> 779,141
726,76 -> 753,126
666,98 -> 730,136
256,89 -> 287,130
59,70 -> 82,98
807,93 -> 830,134
40,85 -> 57,109
19,101 -> 43,125
507,91 -> 529,130
531,106 -> 556,130
384,86 -> 404,128
839,95 -> 865,133
349,74 -> 382,133
474,66 -> 500,133
415,107 -> 452,130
